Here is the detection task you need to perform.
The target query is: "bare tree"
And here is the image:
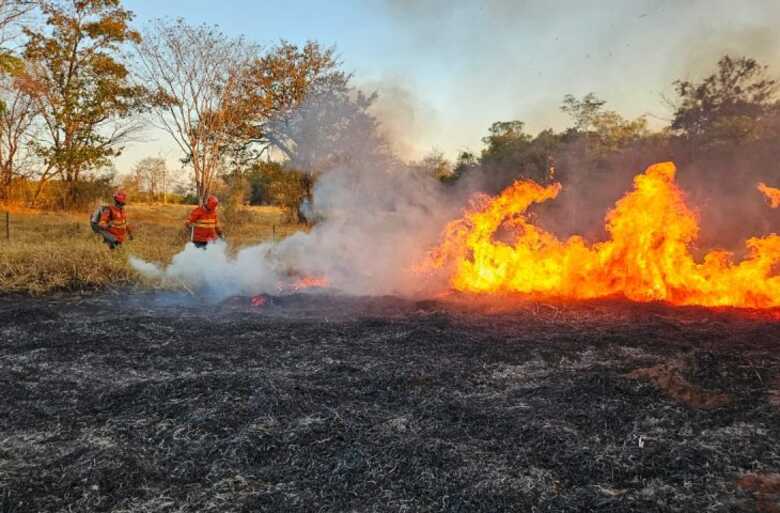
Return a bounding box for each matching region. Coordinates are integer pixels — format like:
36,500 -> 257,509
0,1 -> 39,202
0,72 -> 40,200
0,0 -> 36,50
135,18 -> 256,201
131,156 -> 166,200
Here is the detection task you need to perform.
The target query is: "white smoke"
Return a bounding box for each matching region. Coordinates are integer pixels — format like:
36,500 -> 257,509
128,84 -> 480,299
130,161 -> 466,299
131,241 -> 282,296
128,256 -> 163,279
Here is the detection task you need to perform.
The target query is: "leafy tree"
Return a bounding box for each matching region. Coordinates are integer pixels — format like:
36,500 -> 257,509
23,0 -> 149,207
560,93 -> 607,132
245,161 -> 308,220
238,41 -> 390,168
237,41 -> 352,162
232,40 -> 390,222
479,121 -> 531,172
561,93 -> 648,154
671,55 -> 778,144
480,121 -> 555,183
481,121 -> 531,151
412,149 -> 451,180
442,150 -> 477,184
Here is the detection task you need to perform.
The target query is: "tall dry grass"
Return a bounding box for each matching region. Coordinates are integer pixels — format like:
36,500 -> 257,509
0,204 -> 302,294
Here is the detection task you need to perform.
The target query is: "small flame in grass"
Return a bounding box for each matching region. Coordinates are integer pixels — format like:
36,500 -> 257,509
758,182 -> 780,208
250,295 -> 268,307
291,276 -> 329,291
421,162 -> 780,309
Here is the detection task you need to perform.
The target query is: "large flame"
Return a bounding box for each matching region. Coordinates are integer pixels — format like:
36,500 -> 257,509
423,162 -> 780,308
758,182 -> 780,208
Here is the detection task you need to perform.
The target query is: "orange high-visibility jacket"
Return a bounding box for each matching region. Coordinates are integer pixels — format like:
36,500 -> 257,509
97,205 -> 130,243
186,206 -> 221,243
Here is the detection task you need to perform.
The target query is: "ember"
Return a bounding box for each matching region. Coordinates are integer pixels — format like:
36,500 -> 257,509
423,162 -> 780,309
759,182 -> 780,208
250,294 -> 268,307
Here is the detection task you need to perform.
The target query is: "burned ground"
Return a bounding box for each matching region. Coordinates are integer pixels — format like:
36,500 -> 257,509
0,293 -> 779,513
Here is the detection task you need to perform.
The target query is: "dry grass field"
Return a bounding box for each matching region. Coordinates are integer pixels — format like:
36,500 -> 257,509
0,204 -> 303,294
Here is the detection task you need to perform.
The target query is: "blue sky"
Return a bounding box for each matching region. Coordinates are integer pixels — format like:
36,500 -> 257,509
118,0 -> 780,174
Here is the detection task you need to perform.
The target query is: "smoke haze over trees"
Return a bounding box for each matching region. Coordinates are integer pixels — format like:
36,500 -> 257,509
0,0 -> 776,244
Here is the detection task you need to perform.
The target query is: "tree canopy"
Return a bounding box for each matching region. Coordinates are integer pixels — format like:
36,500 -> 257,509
671,56 -> 778,145
23,0 -> 150,206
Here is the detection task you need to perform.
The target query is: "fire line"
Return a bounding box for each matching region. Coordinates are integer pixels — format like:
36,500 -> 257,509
422,162 -> 780,309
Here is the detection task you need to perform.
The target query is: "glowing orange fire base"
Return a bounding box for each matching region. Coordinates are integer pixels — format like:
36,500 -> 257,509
423,162 -> 780,309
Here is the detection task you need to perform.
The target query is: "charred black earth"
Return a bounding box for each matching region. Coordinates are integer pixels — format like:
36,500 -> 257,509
1,292 -> 779,513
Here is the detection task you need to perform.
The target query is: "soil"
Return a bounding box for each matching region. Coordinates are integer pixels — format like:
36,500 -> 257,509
1,291 -> 779,512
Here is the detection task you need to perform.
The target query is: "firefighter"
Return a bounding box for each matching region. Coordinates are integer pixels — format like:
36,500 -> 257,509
91,190 -> 132,250
185,194 -> 223,249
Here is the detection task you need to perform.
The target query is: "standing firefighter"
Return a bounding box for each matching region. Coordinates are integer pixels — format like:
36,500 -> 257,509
90,191 -> 132,249
186,195 -> 223,248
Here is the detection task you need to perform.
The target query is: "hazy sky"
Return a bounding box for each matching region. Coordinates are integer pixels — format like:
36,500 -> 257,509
118,0 -> 780,173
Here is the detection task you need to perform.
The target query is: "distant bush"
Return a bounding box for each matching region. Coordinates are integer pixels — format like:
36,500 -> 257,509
3,176 -> 115,211
245,162 -> 310,222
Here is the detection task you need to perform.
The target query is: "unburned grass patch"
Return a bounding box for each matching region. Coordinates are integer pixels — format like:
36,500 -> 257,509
0,205 -> 302,294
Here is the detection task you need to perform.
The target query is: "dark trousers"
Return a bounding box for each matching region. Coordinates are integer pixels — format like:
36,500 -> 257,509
92,224 -> 121,249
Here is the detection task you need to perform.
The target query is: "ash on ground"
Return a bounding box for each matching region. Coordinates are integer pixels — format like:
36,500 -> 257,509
1,292 -> 779,512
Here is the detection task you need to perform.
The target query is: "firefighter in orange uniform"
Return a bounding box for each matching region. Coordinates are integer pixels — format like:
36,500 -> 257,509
185,195 -> 223,248
92,190 -> 132,250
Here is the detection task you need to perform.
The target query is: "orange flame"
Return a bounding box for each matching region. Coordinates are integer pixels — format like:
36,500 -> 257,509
422,162 -> 780,308
758,182 -> 780,208
291,276 -> 329,291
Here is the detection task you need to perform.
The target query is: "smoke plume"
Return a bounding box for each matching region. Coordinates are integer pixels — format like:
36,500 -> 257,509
130,0 -> 780,299
131,166 -> 462,298
130,89 -> 466,298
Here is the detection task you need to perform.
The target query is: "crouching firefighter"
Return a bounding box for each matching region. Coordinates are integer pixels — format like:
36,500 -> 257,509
90,190 -> 132,249
185,194 -> 223,249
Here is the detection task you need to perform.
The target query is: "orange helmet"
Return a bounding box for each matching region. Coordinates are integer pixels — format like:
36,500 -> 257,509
205,195 -> 218,210
113,190 -> 127,205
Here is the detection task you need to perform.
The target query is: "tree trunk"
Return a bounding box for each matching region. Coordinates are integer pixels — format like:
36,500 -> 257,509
66,175 -> 78,209
0,168 -> 10,202
193,158 -> 207,205
296,172 -> 314,225
31,178 -> 46,207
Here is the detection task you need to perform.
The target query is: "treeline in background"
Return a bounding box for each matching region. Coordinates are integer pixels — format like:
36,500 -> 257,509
0,0 -> 778,231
